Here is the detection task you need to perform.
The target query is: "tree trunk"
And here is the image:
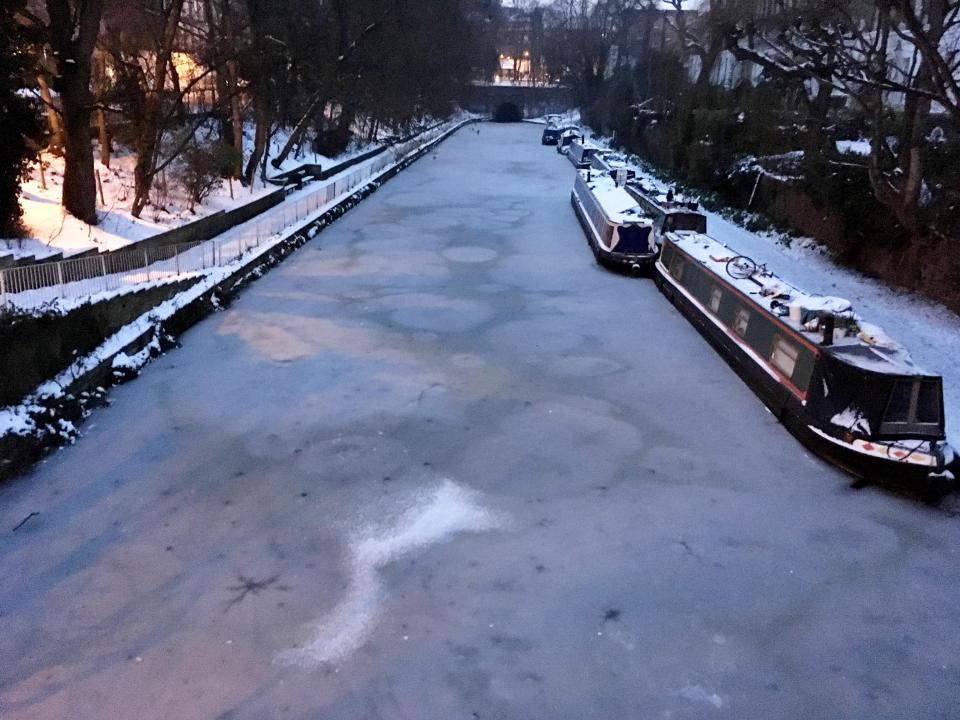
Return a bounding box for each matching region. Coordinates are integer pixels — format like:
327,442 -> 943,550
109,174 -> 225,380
46,0 -> 104,225
229,60 -> 244,175
58,61 -> 99,223
801,76 -> 832,182
244,93 -> 270,186
37,73 -> 63,153
131,0 -> 186,218
97,108 -> 110,168
271,91 -> 325,169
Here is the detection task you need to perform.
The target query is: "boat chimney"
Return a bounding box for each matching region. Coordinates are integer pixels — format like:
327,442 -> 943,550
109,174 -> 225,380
819,312 -> 835,346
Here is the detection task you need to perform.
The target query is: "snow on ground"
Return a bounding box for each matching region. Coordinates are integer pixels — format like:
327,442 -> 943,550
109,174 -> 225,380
836,139 -> 872,156
624,155 -> 960,447
5,139 -> 276,260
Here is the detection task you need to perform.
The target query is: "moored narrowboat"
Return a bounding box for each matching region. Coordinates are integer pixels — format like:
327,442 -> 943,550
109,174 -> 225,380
571,169 -> 657,275
627,181 -> 707,246
655,232 -> 956,495
566,139 -> 602,169
555,129 -> 581,154
590,152 -> 636,182
542,124 -> 579,146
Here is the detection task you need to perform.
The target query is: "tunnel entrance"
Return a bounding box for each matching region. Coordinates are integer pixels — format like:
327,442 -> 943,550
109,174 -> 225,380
492,102 -> 523,123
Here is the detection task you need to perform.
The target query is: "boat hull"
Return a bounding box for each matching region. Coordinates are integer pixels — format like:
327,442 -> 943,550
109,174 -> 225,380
571,193 -> 655,277
654,265 -> 955,497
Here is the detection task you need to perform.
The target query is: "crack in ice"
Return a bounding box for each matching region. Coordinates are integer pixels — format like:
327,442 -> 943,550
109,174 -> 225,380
277,479 -> 503,668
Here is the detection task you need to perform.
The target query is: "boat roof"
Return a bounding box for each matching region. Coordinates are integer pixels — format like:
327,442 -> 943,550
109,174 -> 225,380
580,170 -> 653,226
570,138 -> 602,152
667,232 -> 932,377
628,182 -> 702,215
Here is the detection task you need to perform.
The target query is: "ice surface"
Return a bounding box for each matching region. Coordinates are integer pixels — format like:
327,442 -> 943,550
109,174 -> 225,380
277,480 -> 503,667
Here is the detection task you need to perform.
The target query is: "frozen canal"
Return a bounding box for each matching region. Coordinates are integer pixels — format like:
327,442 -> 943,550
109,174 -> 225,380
2,123 -> 959,719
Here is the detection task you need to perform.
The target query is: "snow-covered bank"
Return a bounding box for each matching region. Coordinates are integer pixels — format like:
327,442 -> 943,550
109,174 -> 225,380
2,117 -> 457,262
622,155 -> 960,448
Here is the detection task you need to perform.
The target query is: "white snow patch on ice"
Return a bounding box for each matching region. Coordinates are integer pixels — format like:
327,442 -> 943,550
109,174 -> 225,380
277,479 -> 503,668
677,683 -> 724,709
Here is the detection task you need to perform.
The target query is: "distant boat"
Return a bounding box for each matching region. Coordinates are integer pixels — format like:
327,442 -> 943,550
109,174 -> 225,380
655,231 -> 956,497
570,168 -> 657,276
565,138 -> 602,169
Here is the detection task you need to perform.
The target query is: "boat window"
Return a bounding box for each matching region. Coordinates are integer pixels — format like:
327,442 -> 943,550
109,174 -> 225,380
733,308 -> 750,337
770,336 -> 799,377
884,381 -> 913,424
670,253 -> 685,280
708,286 -> 722,313
916,381 -> 941,424
616,224 -> 652,252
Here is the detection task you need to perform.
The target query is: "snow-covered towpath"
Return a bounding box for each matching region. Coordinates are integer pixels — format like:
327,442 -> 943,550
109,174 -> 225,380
1,123 -> 959,720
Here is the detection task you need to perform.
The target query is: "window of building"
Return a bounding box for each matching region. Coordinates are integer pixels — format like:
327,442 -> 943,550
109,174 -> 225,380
769,335 -> 799,377
733,307 -> 750,337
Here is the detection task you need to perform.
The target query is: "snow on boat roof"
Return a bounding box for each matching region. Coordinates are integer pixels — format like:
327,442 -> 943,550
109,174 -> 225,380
667,232 -> 932,377
627,181 -> 702,215
580,170 -> 652,226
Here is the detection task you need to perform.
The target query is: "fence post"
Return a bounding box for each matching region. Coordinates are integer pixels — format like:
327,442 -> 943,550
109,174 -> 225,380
0,270 -> 6,309
56,262 -> 65,297
175,245 -> 180,275
143,249 -> 150,281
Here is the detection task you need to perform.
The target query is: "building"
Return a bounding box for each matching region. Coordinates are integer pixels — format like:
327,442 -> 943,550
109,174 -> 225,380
491,7 -> 545,85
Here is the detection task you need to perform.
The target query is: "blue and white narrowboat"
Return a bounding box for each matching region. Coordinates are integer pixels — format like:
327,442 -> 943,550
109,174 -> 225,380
571,169 -> 657,275
655,232 -> 956,496
566,139 -> 602,169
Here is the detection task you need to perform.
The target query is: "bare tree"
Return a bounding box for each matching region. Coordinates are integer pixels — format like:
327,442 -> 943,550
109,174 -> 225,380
44,0 -> 105,224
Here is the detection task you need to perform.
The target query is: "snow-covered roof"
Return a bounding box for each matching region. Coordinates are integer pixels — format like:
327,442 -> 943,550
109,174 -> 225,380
580,170 -> 652,226
627,181 -> 702,215
667,232 -> 930,377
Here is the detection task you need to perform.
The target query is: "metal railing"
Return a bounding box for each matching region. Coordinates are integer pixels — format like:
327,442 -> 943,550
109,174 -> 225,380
0,123 -> 457,312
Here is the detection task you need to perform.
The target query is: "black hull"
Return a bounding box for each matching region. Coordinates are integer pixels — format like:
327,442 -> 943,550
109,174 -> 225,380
654,268 -> 954,497
570,193 -> 655,277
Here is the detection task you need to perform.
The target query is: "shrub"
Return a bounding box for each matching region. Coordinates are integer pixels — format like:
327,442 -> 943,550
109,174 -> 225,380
175,141 -> 239,211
